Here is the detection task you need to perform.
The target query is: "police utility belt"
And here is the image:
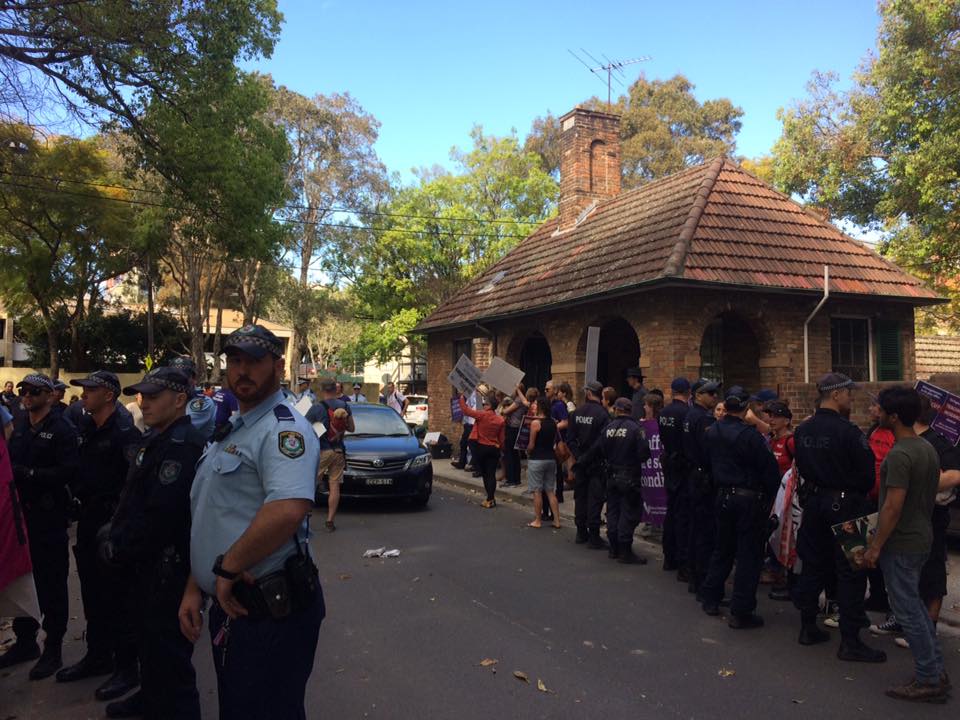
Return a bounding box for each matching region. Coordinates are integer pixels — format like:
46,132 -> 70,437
807,485 -> 864,511
215,536 -> 319,621
717,485 -> 765,502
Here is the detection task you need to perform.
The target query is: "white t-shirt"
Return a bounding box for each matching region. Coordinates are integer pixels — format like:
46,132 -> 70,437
384,390 -> 406,414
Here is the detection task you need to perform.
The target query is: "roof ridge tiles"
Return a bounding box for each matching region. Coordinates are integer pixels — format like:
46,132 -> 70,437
662,157 -> 725,277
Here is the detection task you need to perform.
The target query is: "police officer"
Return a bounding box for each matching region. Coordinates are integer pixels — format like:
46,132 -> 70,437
793,373 -> 885,662
660,377 -> 691,577
682,378 -> 721,596
103,367 -> 205,719
294,376 -> 317,405
179,324 -> 323,720
55,372 -> 142,702
699,387 -> 781,629
51,379 -> 70,419
0,374 -> 79,679
567,380 -> 610,547
626,368 -> 647,421
168,356 -> 216,438
598,397 -> 651,563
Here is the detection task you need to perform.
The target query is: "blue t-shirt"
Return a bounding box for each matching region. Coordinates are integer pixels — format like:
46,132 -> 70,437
305,398 -> 352,452
212,388 -> 239,426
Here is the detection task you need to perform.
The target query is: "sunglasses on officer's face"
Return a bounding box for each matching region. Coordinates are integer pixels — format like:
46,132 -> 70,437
19,386 -> 47,397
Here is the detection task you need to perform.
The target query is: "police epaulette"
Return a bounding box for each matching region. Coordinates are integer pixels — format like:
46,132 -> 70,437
273,403 -> 294,422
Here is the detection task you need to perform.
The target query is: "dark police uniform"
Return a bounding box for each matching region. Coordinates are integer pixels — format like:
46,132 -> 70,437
7,388 -> 79,668
659,398 -> 690,571
699,414 -> 781,620
68,403 -> 142,675
110,413 -> 205,720
598,412 -> 651,561
793,406 -> 875,642
567,393 -> 610,545
682,400 -> 716,591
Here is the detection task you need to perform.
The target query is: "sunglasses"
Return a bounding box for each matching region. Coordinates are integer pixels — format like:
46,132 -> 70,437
19,386 -> 47,397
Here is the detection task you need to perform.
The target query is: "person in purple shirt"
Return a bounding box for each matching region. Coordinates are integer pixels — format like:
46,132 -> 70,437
212,387 -> 239,426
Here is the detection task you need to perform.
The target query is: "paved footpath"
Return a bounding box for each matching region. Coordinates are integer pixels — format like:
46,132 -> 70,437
2,477 -> 958,719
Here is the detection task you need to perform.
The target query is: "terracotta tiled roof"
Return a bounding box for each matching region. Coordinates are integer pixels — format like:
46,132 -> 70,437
916,335 -> 960,379
417,158 -> 940,332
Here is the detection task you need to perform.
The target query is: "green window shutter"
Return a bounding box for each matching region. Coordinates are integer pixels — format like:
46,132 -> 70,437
875,320 -> 902,381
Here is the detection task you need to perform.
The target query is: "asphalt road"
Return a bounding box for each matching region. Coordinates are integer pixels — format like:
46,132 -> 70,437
2,483 -> 959,719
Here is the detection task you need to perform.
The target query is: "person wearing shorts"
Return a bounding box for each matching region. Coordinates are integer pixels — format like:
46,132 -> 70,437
306,379 -> 354,531
526,399 -> 560,529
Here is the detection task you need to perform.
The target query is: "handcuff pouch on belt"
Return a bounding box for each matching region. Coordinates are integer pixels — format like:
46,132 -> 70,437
234,534 -> 319,621
609,467 -> 643,500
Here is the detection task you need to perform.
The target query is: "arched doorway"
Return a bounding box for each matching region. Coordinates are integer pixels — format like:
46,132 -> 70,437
597,317 -> 641,396
519,333 -> 552,393
699,312 -> 761,390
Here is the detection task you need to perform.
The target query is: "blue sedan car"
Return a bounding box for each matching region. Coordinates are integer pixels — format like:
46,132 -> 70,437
316,403 -> 433,507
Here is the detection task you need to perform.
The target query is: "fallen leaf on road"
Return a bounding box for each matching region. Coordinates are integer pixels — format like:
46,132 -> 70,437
582,641 -> 594,648
844,677 -> 854,681
338,574 -> 352,581
513,671 -> 529,683
412,576 -> 421,583
537,678 -> 555,694
718,668 -> 736,678
479,658 -> 498,667
792,699 -> 804,704
701,638 -> 718,645
630,649 -> 646,656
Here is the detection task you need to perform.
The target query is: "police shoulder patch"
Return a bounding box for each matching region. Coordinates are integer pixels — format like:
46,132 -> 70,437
273,403 -> 294,422
189,398 -> 205,412
159,460 -> 181,485
278,430 -> 305,459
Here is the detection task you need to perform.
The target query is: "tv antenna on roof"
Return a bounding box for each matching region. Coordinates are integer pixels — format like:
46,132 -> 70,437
567,50 -> 652,106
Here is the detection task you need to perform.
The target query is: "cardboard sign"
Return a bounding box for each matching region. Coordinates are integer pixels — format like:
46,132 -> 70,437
450,396 -> 464,423
640,419 -> 668,527
294,394 -> 314,417
915,380 -> 960,446
448,354 -> 482,395
514,415 -> 534,451
481,357 -> 525,394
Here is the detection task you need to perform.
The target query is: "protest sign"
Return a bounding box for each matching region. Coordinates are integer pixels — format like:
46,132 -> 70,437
481,357 -> 525,394
450,396 -> 464,423
915,380 -> 960,446
640,419 -> 667,526
448,354 -> 482,395
514,415 -> 534,451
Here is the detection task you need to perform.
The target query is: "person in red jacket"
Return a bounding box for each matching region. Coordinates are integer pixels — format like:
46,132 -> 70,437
866,395 -> 894,617
459,392 -> 505,508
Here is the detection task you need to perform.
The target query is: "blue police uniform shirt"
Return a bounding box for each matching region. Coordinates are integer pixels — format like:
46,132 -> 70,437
295,388 -> 317,406
189,389 -> 320,595
187,392 -> 216,438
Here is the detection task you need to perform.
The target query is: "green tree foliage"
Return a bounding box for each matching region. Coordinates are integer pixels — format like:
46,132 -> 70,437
772,1 -> 960,329
525,75 -> 743,189
0,125 -> 144,376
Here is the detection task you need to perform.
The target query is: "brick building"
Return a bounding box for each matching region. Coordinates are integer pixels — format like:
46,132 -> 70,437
416,107 -> 943,440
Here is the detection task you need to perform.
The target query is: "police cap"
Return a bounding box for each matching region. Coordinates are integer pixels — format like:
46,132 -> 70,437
817,372 -> 856,393
585,380 -> 604,395
612,397 -> 632,414
671,377 -> 691,393
70,370 -> 121,397
223,324 -> 284,360
723,385 -> 750,412
749,388 -> 778,403
168,356 -> 197,376
17,373 -> 54,392
122,367 -> 191,397
693,379 -> 721,395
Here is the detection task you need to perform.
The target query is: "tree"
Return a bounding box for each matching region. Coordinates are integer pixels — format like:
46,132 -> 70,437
0,124 -> 143,376
525,75 -> 743,189
771,1 -> 960,329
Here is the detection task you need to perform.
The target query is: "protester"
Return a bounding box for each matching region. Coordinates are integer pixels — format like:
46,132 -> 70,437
626,369 -> 647,420
568,381 -> 610,547
381,381 -> 408,416
864,395 -> 895,619
348,383 -> 367,403
212,384 -> 239,427
451,389 -> 478,471
644,393 -> 663,420
499,384 -> 526,488
458,392 -> 504,508
660,378 -> 691,577
335,382 -> 351,403
714,401 -> 726,421
602,386 -> 617,416
525,398 -> 560,528
764,400 -> 795,600
863,386 -> 945,702
306,379 -> 355,532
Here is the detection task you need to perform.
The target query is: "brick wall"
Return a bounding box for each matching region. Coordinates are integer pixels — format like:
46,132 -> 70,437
558,108 -> 621,231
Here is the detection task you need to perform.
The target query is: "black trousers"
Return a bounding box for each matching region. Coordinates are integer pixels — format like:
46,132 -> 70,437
473,444 -> 500,501
210,584 -> 325,720
14,517 -> 69,646
794,492 -> 871,639
502,427 -> 521,485
457,423 -> 472,464
605,479 -> 643,547
700,491 -> 767,616
662,465 -> 689,568
686,478 -> 716,587
135,575 -> 200,720
574,463 -> 605,532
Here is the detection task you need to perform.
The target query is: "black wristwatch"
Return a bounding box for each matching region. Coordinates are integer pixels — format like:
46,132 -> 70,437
212,554 -> 239,581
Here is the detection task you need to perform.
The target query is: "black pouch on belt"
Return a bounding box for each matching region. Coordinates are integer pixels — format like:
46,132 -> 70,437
285,534 -> 319,612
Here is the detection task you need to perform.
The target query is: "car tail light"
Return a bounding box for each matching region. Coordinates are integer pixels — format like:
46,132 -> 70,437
416,405 -> 427,411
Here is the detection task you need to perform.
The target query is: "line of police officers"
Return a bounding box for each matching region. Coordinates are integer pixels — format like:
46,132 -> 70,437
0,324 -> 325,719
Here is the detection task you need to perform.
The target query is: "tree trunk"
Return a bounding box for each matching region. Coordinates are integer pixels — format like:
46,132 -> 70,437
186,249 -> 206,384
145,256 -> 156,361
211,283 -> 226,384
44,319 -> 59,379
289,208 -> 317,379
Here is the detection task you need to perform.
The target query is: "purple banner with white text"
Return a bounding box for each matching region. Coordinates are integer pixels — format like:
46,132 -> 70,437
640,418 -> 668,526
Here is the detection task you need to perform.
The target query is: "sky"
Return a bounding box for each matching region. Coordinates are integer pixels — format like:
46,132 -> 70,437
248,0 -> 882,181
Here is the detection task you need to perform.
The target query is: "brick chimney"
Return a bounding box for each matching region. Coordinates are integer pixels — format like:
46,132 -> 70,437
558,107 -> 621,232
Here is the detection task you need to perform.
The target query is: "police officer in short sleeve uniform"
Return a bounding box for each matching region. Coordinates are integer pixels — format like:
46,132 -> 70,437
567,380 -> 611,548
0,373 -> 79,680
104,367 -> 205,719
699,387 -> 781,629
182,324 -> 323,720
792,373 -> 886,663
682,379 -> 721,596
169,356 -> 216,439
660,377 -> 691,576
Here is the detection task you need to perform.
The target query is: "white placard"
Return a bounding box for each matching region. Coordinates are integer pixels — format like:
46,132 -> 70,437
447,354 -> 482,395
481,357 -> 525,394
584,326 -> 600,384
294,394 -> 313,417
423,431 -> 441,445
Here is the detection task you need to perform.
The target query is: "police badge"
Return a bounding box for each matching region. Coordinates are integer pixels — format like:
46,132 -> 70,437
159,460 -> 182,485
278,431 -> 305,459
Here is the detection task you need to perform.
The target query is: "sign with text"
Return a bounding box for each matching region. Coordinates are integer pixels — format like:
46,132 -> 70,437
640,419 -> 668,526
481,357 -> 525,394
915,380 -> 960,446
514,415 -> 534,451
448,354 -> 482,395
450,396 -> 464,423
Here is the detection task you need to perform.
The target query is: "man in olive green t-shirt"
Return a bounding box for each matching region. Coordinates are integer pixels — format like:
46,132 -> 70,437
863,386 -> 944,703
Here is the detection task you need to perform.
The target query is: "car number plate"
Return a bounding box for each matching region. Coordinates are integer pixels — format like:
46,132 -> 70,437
366,478 -> 393,486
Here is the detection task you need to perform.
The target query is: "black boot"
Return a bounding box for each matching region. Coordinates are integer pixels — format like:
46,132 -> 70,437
662,560 -> 679,572
106,689 -> 144,719
838,636 -> 887,663
587,530 -> 607,550
96,665 -> 140,701
575,527 -> 588,544
0,638 -> 41,669
607,539 -> 620,559
702,601 -> 720,616
28,641 -> 62,680
619,546 -> 647,565
56,652 -> 113,682
729,613 -> 764,629
768,585 -> 791,602
798,622 -> 831,646
676,567 -> 690,583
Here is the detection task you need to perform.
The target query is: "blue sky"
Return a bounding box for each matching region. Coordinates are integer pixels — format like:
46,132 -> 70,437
249,0 -> 881,180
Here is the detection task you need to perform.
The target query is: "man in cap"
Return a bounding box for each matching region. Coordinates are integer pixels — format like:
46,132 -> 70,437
699,387 -> 781,628
169,356 -> 216,439
0,374 -> 79,679
626,368 -> 647,421
50,379 -> 70,419
179,324 -> 323,720
567,380 -> 611,547
306,378 -> 354,532
55,372 -> 142,701
792,372 -> 885,662
294,376 -> 317,406
348,383 -> 367,403
682,379 -> 721,596
101,367 -> 205,719
660,377 -> 691,577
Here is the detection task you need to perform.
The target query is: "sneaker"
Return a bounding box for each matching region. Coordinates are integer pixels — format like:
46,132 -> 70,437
823,612 -> 840,629
870,615 -> 902,636
885,679 -> 948,704
894,636 -> 909,649
481,499 -> 496,509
